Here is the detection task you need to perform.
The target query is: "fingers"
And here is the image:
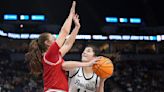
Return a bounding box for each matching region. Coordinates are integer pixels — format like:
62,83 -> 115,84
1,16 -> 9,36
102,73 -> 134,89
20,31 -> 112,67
98,56 -> 103,58
96,56 -> 102,60
92,57 -> 100,63
72,1 -> 76,8
73,14 -> 79,19
73,14 -> 80,25
93,57 -> 102,64
71,1 -> 76,10
76,14 -> 79,19
70,1 -> 76,13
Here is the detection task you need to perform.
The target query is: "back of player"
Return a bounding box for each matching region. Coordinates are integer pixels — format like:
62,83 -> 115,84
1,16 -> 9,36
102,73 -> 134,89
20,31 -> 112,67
69,67 -> 100,92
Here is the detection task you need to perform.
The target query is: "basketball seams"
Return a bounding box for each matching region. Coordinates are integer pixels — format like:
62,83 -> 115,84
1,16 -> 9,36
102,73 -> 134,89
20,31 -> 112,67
97,64 -> 113,75
94,58 -> 112,72
99,65 -> 113,74
94,59 -> 107,73
92,57 -> 114,78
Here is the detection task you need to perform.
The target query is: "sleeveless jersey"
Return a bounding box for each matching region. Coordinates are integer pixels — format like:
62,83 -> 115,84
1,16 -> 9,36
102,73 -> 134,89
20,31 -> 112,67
69,67 -> 100,92
43,42 -> 68,92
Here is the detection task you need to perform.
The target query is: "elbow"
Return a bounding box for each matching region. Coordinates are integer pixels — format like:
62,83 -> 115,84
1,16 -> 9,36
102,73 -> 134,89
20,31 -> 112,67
62,62 -> 68,71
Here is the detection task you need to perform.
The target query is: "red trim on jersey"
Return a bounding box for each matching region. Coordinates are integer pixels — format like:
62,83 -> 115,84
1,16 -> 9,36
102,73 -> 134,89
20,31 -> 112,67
43,42 -> 68,92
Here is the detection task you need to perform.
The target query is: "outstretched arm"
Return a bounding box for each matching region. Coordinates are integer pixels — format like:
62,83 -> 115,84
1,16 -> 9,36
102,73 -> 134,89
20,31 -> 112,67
62,57 -> 100,71
56,1 -> 76,48
60,14 -> 80,57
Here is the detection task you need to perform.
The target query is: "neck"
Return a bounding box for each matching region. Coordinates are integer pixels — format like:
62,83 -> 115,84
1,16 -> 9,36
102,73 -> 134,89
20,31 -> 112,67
83,66 -> 93,74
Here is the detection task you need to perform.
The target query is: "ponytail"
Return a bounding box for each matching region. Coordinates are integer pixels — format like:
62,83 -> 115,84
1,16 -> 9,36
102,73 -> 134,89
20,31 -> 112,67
25,40 -> 43,76
26,33 -> 51,77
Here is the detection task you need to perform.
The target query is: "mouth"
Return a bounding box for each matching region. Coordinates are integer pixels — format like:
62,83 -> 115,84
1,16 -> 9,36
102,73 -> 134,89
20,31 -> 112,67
82,54 -> 87,58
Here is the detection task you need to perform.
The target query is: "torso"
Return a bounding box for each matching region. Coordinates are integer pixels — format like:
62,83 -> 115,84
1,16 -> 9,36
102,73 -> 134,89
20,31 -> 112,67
69,67 -> 99,92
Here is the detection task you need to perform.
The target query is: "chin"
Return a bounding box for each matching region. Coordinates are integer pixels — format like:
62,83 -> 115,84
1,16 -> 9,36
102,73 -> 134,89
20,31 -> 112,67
81,58 -> 88,62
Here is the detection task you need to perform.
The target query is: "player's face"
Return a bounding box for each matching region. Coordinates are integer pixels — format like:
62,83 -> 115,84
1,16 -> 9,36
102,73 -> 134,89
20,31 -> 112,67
81,47 -> 95,62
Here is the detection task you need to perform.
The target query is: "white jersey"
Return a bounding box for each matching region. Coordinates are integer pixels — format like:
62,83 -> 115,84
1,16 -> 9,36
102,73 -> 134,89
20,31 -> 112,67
69,67 -> 100,92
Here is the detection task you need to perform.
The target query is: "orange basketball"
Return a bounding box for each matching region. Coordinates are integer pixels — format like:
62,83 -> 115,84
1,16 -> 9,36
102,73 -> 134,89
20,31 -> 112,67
92,56 -> 114,78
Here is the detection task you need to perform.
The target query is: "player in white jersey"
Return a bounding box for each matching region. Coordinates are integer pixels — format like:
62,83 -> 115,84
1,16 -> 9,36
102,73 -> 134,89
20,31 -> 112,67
69,45 -> 108,92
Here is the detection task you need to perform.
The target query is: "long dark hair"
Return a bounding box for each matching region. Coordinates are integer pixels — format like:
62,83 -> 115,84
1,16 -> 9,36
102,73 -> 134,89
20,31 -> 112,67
85,44 -> 101,56
25,33 -> 51,76
86,44 -> 120,61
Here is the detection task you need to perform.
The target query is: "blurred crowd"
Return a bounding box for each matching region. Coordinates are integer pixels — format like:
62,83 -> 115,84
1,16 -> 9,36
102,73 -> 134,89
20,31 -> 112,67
105,60 -> 164,92
0,56 -> 43,92
0,37 -> 164,92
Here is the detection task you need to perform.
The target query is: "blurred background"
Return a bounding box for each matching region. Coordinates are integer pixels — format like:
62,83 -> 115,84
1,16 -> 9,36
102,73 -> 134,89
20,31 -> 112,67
0,0 -> 164,92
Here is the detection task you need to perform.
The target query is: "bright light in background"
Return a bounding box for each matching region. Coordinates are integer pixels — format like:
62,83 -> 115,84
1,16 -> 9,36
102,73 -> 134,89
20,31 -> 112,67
4,14 -> 18,20
20,15 -> 29,20
119,18 -> 128,23
31,15 -> 45,21
122,35 -> 130,40
106,17 -> 142,24
0,30 -> 163,42
109,35 -> 122,40
157,35 -> 161,42
161,35 -> 164,40
0,30 -> 7,36
130,18 -> 141,23
29,34 -> 40,39
76,35 -> 91,40
92,35 -> 108,40
139,36 -> 144,40
131,36 -> 140,40
20,24 -> 24,28
52,34 -> 59,39
21,34 -> 30,39
105,17 -> 118,23
150,36 -> 157,41
143,36 -> 149,40
8,33 -> 20,39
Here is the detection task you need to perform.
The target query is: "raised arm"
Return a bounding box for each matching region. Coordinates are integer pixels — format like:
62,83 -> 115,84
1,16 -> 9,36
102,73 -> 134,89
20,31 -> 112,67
56,1 -> 76,48
60,14 -> 80,57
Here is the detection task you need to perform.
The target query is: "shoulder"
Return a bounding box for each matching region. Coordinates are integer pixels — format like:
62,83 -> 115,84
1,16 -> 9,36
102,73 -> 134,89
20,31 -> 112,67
69,67 -> 80,78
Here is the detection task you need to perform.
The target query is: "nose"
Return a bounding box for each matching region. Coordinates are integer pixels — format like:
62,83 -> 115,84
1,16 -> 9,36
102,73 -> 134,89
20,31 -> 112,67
82,52 -> 86,56
83,51 -> 87,54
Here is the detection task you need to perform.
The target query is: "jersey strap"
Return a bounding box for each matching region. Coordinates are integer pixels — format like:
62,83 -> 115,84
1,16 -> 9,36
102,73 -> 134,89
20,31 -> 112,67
69,68 -> 80,78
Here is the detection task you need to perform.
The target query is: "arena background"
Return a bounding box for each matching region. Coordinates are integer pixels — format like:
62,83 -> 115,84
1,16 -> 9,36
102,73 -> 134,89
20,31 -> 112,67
0,0 -> 164,92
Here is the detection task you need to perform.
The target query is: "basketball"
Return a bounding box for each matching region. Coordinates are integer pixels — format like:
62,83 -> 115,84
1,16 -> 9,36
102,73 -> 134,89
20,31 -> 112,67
92,56 -> 114,78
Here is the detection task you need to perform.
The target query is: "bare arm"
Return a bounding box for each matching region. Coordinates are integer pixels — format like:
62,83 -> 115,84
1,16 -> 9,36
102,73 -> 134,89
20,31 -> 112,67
62,57 -> 100,71
96,79 -> 106,92
62,61 -> 89,71
97,59 -> 113,92
60,14 -> 80,57
56,1 -> 76,48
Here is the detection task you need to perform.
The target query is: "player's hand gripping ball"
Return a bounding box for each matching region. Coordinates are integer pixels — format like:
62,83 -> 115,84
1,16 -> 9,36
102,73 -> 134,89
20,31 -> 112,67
92,56 -> 114,78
